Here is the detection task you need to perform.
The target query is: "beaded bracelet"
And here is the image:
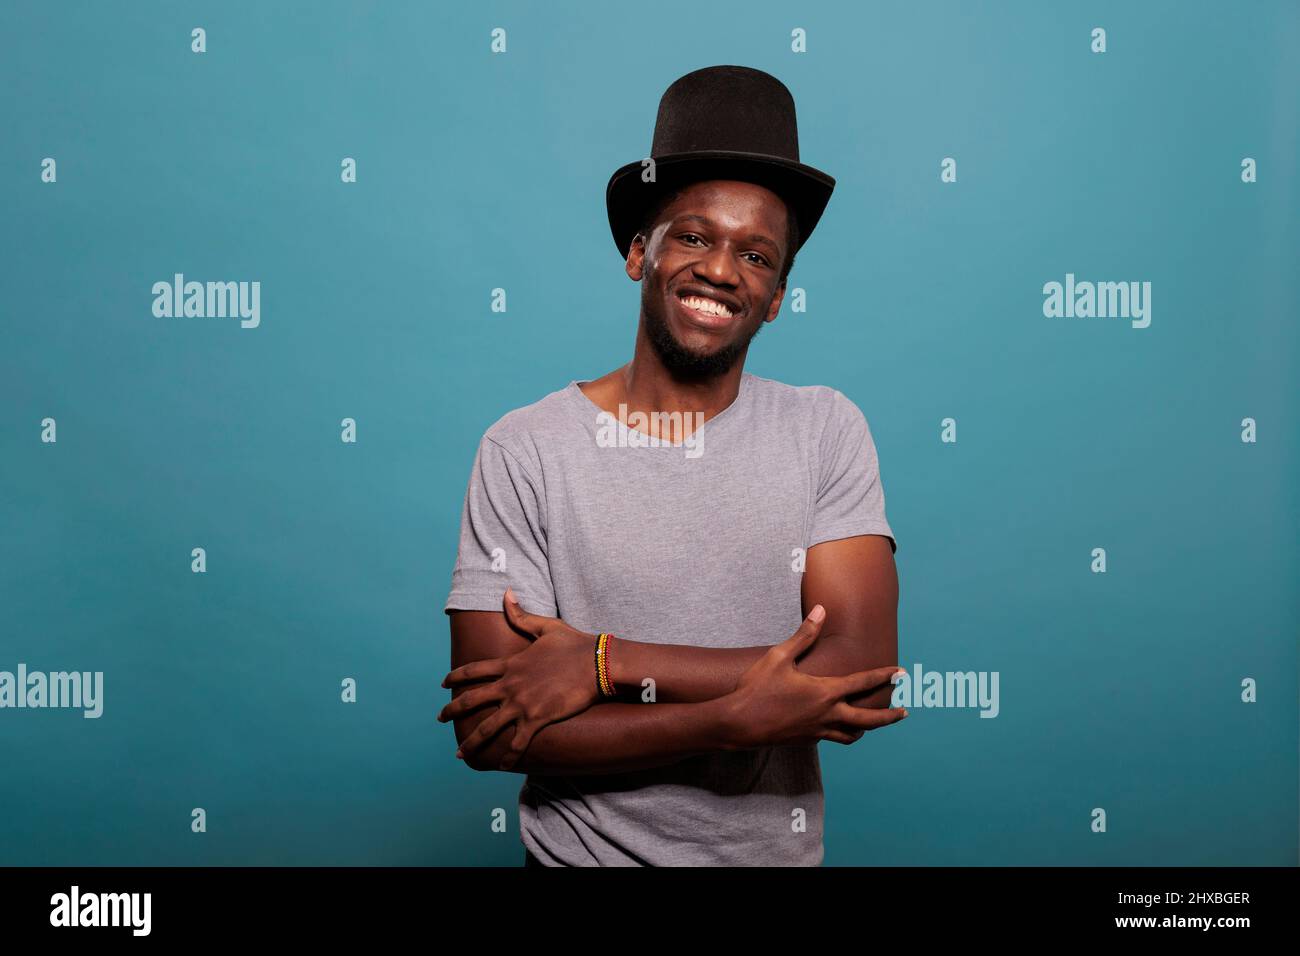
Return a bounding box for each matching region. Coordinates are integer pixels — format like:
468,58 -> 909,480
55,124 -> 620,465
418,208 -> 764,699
595,633 -> 617,698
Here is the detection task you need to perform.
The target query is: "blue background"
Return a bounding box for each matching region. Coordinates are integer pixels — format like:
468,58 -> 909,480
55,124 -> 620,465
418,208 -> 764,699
1,0 -> 1295,865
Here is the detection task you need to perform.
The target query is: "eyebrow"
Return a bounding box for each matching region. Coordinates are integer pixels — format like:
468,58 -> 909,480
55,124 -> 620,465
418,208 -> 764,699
672,214 -> 781,255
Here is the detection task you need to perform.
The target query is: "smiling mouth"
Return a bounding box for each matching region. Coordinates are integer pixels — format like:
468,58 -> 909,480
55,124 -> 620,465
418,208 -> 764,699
676,293 -> 740,327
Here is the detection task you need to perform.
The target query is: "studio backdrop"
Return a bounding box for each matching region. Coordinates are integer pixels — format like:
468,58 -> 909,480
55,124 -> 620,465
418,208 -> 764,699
2,0 -> 1296,865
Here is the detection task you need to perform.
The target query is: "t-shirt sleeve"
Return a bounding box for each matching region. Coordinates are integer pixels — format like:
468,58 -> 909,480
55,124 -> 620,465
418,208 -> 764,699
808,390 -> 897,554
443,434 -> 558,616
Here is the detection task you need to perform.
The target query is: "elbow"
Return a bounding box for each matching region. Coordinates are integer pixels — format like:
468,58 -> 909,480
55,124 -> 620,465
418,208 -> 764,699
464,748 -> 532,774
463,740 -> 537,775
451,719 -> 514,773
454,740 -> 501,773
461,751 -> 497,773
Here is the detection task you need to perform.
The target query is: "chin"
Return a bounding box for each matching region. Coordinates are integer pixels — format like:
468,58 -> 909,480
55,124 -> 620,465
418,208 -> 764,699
648,312 -> 754,380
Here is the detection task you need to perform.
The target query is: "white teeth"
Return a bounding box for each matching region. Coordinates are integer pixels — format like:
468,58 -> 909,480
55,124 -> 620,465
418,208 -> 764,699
681,295 -> 733,318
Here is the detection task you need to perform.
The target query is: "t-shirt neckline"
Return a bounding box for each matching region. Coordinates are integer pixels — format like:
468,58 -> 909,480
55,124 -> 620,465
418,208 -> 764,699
565,371 -> 754,447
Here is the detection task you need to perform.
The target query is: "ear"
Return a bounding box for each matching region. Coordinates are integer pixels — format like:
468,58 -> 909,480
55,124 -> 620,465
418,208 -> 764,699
625,233 -> 648,281
764,280 -> 786,323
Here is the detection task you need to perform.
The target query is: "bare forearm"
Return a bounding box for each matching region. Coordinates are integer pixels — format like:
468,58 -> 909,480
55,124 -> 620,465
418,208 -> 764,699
456,696 -> 741,776
607,640 -> 766,703
609,633 -> 894,707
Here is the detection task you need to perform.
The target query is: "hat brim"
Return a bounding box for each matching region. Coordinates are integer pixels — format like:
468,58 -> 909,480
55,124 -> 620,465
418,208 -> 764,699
605,151 -> 835,261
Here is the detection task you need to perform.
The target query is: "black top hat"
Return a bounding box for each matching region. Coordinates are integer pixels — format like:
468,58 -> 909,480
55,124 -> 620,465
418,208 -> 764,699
605,65 -> 836,261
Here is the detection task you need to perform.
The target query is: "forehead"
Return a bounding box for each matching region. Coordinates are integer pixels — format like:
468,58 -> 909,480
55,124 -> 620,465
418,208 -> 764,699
659,179 -> 788,227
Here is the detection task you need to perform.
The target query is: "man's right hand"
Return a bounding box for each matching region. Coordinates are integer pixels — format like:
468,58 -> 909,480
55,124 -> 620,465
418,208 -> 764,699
719,604 -> 908,749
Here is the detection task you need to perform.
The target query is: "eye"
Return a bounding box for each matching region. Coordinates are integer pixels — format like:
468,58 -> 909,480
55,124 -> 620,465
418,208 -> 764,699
678,233 -> 770,266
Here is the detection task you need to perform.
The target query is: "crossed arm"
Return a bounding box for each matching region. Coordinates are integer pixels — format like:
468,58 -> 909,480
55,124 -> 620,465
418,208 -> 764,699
440,534 -> 904,775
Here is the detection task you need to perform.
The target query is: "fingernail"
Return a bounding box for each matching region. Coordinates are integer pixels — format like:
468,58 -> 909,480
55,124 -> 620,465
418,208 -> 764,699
455,749 -> 464,759
809,605 -> 825,623
901,709 -> 909,718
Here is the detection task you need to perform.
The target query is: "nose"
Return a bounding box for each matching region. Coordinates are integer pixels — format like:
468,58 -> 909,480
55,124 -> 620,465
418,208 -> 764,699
693,240 -> 742,288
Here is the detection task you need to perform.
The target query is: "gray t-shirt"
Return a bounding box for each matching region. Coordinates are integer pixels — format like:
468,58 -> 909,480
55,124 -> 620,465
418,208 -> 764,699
443,371 -> 896,866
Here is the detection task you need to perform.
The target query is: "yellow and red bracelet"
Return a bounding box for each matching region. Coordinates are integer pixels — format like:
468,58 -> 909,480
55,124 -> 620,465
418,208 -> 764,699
595,633 -> 617,698
595,634 -> 607,696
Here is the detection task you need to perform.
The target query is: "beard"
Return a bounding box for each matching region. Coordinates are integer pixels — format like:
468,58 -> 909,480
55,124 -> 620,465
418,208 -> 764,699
642,291 -> 765,382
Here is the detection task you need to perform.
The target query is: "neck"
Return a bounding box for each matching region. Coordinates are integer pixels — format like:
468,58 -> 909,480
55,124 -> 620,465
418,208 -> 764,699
615,324 -> 748,421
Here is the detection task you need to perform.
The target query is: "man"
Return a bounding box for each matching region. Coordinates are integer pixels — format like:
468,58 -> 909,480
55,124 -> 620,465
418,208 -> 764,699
439,65 -> 906,866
